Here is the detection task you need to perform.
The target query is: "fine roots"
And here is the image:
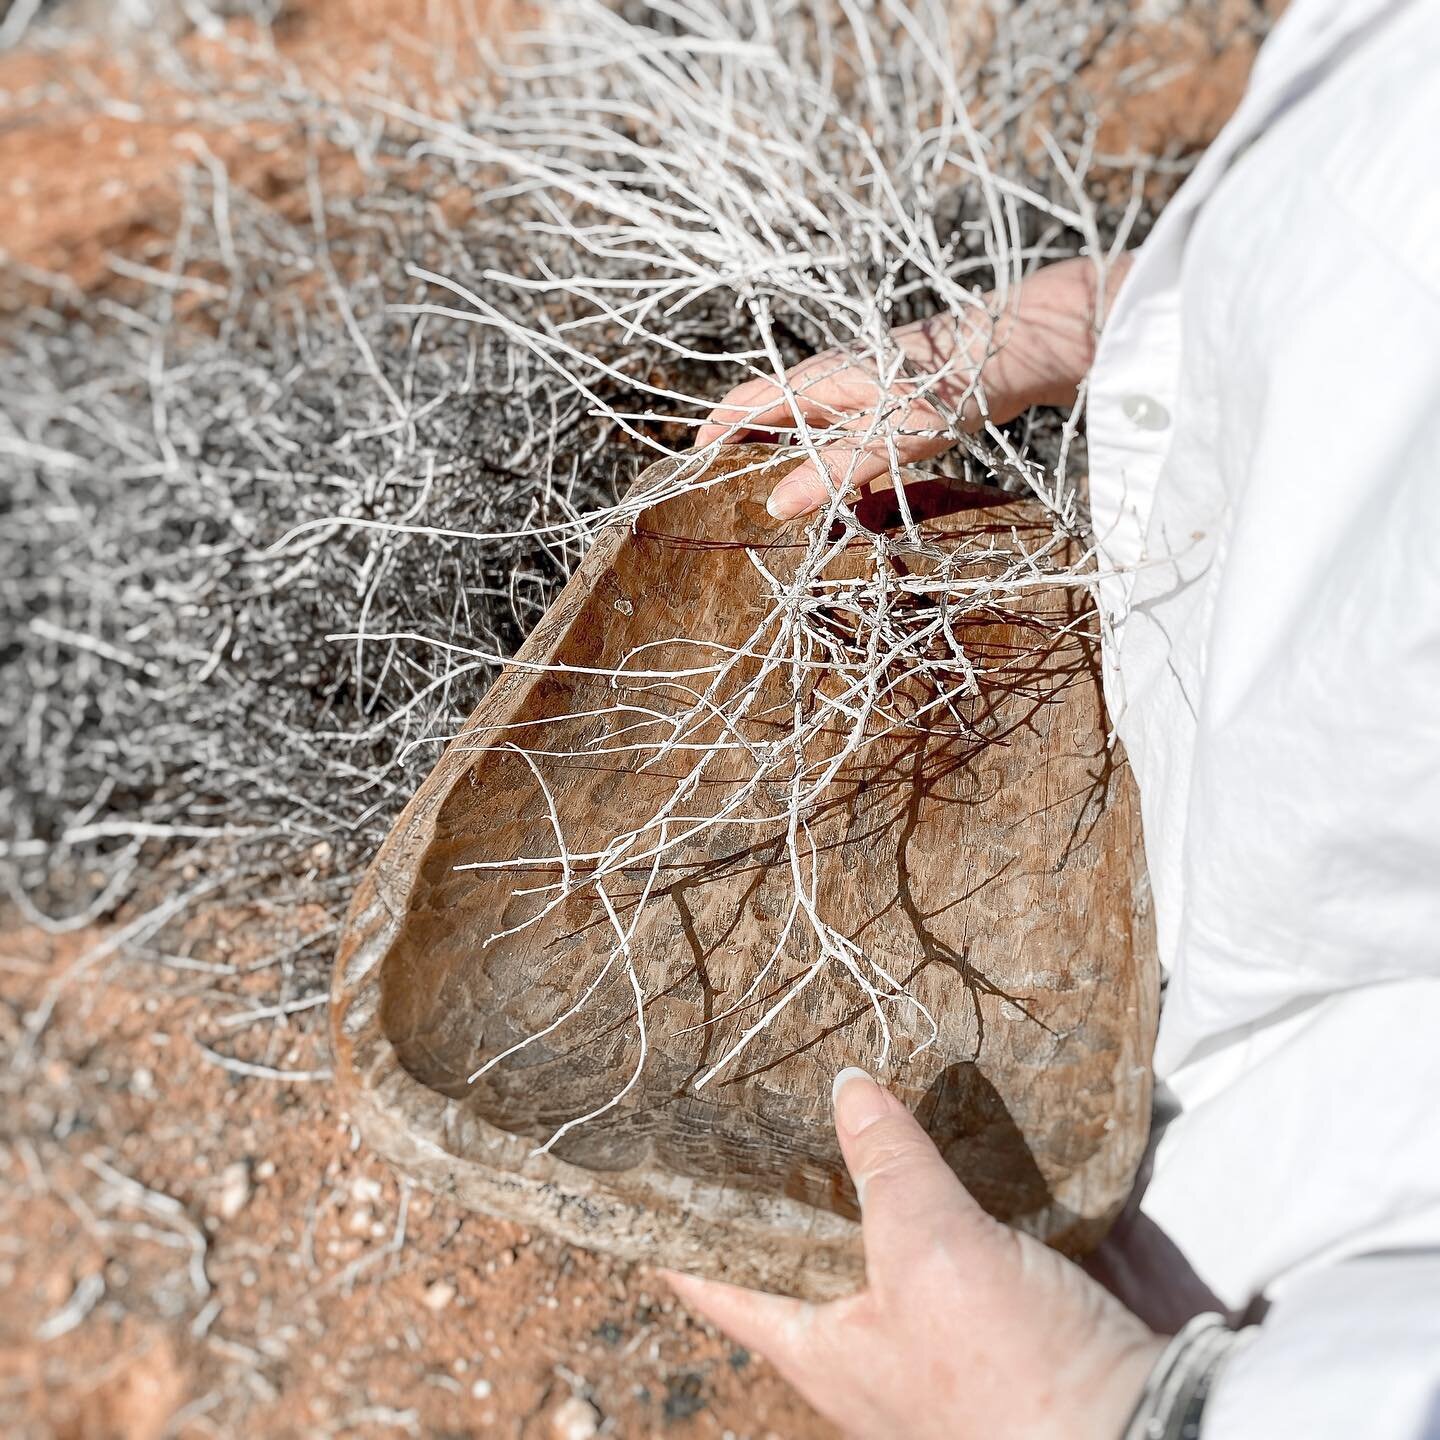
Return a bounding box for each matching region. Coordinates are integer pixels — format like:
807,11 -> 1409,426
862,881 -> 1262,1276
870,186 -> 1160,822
2,0 -> 1261,1142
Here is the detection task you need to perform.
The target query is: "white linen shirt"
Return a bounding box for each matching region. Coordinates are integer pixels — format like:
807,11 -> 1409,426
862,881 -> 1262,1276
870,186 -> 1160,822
1085,1 -> 1440,1435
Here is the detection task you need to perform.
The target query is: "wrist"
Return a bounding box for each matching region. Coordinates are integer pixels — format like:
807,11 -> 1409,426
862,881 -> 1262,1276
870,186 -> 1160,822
1084,1332 -> 1168,1440
973,253 -> 1134,421
1118,1314 -> 1255,1440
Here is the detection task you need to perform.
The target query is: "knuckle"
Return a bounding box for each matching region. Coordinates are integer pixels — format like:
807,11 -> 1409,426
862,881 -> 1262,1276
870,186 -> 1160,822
794,348 -> 839,375
853,1122 -> 928,1186
717,379 -> 772,410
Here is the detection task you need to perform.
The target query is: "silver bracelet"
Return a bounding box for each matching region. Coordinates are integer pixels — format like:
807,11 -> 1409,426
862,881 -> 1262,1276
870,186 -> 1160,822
1121,1313 -> 1255,1440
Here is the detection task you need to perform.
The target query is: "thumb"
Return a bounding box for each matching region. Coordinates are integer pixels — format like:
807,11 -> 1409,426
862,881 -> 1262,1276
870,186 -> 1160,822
832,1067 -> 998,1280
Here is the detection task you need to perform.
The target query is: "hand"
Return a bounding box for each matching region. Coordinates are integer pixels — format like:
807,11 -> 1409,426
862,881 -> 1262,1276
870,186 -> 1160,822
696,255 -> 1130,520
664,1068 -> 1162,1440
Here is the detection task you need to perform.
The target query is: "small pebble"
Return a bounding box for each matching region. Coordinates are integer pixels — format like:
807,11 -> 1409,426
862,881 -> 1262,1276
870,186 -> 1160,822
423,1281 -> 457,1311
350,1176 -> 383,1204
550,1395 -> 601,1440
470,1379 -> 492,1400
217,1161 -> 252,1220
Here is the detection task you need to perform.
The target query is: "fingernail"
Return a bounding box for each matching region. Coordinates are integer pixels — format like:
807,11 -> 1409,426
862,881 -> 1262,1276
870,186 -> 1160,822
766,483 -> 812,521
832,1067 -> 892,1136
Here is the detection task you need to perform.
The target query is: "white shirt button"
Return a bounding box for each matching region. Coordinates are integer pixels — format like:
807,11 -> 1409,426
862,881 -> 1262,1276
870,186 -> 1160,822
1121,393 -> 1171,431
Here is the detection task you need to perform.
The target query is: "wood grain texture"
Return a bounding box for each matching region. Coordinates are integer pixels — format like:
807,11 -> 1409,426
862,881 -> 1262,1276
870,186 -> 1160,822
332,445 -> 1158,1300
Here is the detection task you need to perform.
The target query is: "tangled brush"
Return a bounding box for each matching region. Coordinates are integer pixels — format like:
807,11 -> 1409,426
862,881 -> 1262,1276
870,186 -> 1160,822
1,0 -> 1266,1120
0,0 -> 284,50
351,0 -> 1147,1130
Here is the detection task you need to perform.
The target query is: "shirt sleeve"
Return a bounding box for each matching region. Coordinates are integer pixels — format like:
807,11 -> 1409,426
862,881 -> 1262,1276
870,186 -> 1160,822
1205,1255 -> 1440,1439
1098,11 -> 1440,1437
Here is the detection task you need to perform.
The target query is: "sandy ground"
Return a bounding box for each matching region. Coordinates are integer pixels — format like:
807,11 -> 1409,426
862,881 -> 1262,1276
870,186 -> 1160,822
1,900 -> 814,1440
1,4 -> 1274,1436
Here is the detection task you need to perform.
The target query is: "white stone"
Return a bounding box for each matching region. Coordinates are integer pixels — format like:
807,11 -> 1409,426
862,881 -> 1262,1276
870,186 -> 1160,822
550,1395 -> 601,1440
423,1281 -> 457,1311
350,1175 -> 383,1204
217,1161 -> 252,1220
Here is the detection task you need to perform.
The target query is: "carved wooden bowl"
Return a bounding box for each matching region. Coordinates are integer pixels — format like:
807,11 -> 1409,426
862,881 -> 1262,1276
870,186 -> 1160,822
331,445 -> 1157,1300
